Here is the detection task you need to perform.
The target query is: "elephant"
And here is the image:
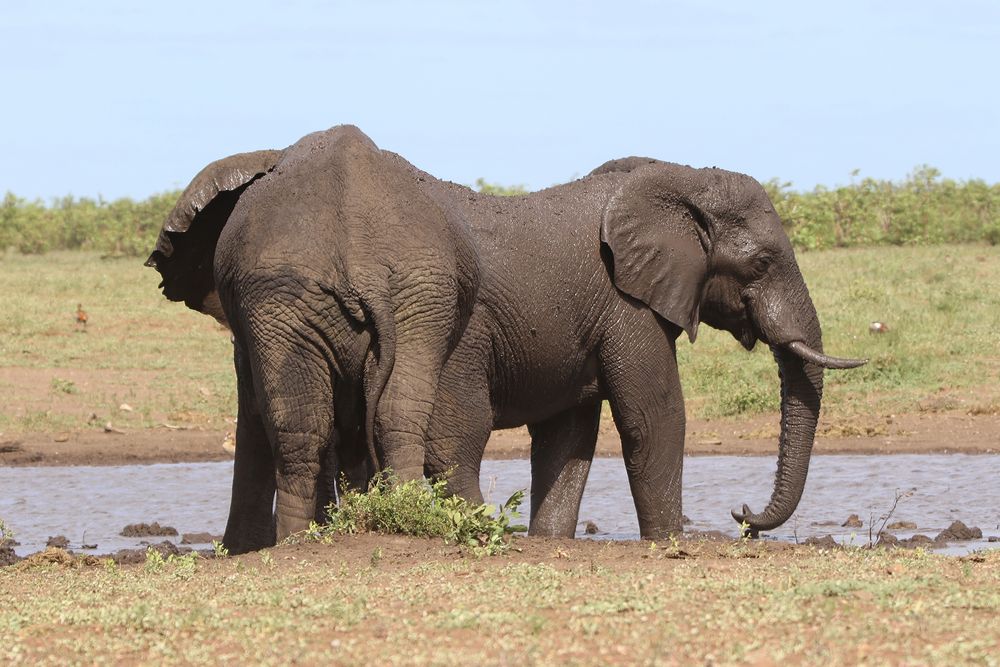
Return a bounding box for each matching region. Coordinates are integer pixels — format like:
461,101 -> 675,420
147,126 -> 480,553
400,153 -> 866,539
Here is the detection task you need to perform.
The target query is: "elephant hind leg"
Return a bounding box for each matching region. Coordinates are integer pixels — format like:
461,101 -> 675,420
528,403 -> 602,537
223,346 -> 277,554
423,372 -> 493,505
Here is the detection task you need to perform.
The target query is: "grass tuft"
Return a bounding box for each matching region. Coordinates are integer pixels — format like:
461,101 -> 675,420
310,473 -> 526,556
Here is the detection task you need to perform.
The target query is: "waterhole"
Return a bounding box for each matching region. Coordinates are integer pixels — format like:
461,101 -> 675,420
1,455 -> 996,556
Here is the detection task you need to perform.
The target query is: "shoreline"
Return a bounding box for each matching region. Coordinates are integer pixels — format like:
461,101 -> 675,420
1,409 -> 997,467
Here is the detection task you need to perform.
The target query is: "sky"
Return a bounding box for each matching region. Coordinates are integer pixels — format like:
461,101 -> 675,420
2,1 -> 998,201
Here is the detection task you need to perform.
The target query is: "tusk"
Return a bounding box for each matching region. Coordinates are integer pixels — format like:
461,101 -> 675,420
787,341 -> 867,369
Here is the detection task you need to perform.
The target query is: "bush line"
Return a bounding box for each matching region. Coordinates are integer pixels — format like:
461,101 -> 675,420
2,166 -> 998,256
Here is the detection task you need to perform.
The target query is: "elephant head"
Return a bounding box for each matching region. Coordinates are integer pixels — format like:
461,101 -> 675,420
599,159 -> 865,535
144,149 -> 283,326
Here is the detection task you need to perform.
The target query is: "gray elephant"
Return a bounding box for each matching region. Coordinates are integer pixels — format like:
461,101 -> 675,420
147,126 -> 479,553
404,154 -> 864,539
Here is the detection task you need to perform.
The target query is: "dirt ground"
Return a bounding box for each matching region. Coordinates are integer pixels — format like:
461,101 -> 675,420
1,365 -> 998,466
2,534 -> 997,664
1,408 -> 998,467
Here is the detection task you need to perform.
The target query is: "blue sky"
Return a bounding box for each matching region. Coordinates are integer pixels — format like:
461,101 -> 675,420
2,1 -> 997,200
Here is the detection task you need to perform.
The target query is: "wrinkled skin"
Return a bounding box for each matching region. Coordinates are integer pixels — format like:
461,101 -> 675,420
147,126 -> 479,553
403,155 -> 864,539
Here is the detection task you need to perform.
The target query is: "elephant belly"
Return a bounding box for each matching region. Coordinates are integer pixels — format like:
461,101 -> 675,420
490,352 -> 604,430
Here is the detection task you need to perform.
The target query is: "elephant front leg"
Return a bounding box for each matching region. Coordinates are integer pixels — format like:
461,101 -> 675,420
528,404 -> 602,537
601,328 -> 686,539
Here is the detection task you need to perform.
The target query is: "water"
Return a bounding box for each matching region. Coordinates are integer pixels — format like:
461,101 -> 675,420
1,455 -> 997,556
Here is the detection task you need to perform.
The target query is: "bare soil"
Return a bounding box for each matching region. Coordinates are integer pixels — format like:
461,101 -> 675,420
1,365 -> 998,467
2,409 -> 998,467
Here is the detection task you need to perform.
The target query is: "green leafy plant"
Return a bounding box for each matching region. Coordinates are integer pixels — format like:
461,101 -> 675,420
50,377 -> 78,394
0,517 -> 13,544
211,540 -> 229,558
316,472 -> 526,556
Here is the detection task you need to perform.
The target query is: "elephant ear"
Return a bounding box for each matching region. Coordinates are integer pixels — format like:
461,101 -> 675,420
145,150 -> 281,320
600,165 -> 712,342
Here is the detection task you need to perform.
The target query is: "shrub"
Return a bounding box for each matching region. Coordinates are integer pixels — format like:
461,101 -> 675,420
313,473 -> 526,556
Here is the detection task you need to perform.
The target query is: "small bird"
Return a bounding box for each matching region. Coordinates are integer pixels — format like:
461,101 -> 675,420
75,303 -> 88,329
869,321 -> 888,334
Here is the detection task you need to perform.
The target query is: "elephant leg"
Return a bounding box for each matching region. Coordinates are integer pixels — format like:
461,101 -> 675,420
528,403 -> 602,537
223,345 -> 277,554
423,370 -> 492,504
601,324 -> 685,539
372,321 -> 460,482
245,332 -> 336,544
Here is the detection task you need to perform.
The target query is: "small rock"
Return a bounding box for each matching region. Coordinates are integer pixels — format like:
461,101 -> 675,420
902,534 -> 933,547
103,422 -> 125,435
682,514 -> 692,525
988,536 -> 999,543
53,433 -> 70,443
804,535 -> 840,549
0,545 -> 21,567
876,533 -> 899,547
198,387 -> 212,397
113,540 -> 187,566
119,403 -> 133,412
584,521 -> 599,535
842,514 -> 863,528
869,321 -> 889,334
80,543 -> 98,550
46,535 -> 70,549
934,520 -> 982,542
180,532 -> 220,545
120,522 -> 178,538
0,441 -> 24,454
887,520 -> 917,530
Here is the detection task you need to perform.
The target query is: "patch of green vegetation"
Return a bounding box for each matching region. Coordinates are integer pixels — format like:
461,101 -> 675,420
765,166 -> 1000,249
1,244 -> 998,430
49,377 -> 77,394
310,473 -> 526,556
678,244 -> 1000,417
473,178 -> 529,196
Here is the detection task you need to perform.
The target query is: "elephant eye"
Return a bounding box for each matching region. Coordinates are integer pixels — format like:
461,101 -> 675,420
749,254 -> 771,277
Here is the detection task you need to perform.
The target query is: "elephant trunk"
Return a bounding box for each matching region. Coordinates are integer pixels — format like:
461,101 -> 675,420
729,274 -> 862,536
731,343 -> 823,535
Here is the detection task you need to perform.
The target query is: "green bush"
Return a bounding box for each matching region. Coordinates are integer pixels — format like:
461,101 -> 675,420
1,166 -> 997,257
764,166 -> 1000,250
312,473 -> 526,556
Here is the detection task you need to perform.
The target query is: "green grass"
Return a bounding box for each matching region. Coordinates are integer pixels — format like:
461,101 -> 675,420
677,243 -> 1000,418
1,540 -> 996,665
0,245 -> 997,434
0,251 -> 234,432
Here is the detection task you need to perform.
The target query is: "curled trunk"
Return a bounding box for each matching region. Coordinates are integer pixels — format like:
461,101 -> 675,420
731,345 -> 824,535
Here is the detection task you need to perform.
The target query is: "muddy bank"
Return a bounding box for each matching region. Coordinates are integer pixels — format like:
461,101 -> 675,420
1,409 -> 998,467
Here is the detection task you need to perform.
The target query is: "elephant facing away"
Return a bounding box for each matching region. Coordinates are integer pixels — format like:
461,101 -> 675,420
400,154 -> 865,539
147,126 -> 480,553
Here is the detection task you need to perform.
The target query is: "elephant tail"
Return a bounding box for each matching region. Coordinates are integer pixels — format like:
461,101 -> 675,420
360,291 -> 396,477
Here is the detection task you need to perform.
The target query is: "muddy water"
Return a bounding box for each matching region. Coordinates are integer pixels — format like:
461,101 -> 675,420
1,455 -> 997,556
